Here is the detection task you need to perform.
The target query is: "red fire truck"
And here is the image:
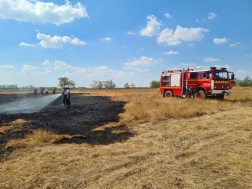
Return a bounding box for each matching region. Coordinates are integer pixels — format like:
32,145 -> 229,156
160,67 -> 235,100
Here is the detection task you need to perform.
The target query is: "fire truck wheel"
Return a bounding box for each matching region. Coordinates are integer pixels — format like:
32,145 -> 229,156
194,90 -> 206,100
165,90 -> 173,98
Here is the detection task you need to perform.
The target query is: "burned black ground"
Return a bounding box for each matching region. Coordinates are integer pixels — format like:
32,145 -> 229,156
0,93 -> 133,149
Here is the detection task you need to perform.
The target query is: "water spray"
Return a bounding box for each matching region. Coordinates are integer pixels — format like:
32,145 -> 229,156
0,94 -> 61,114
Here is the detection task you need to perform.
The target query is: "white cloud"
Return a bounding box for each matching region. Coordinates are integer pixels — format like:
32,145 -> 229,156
180,63 -> 196,67
52,60 -> 86,76
43,67 -> 52,70
230,42 -> 241,47
138,48 -> 144,50
123,66 -> 149,72
101,37 -> 111,41
208,12 -> 217,19
246,53 -> 252,57
19,42 -> 35,46
1,64 -> 14,69
202,19 -> 206,21
71,38 -> 86,45
213,38 -> 228,44
196,19 -> 199,22
42,60 -> 50,66
123,66 -> 134,69
127,31 -> 135,35
157,25 -> 209,46
124,56 -> 160,67
204,57 -> 220,62
0,0 -> 88,25
140,15 -> 162,37
89,66 -> 125,78
20,65 -> 38,73
54,60 -> 74,70
214,64 -> 230,69
37,33 -> 85,49
237,70 -> 250,74
133,68 -> 149,72
189,43 -> 195,46
39,70 -> 53,75
163,50 -> 179,55
172,63 -> 197,69
164,13 -> 172,18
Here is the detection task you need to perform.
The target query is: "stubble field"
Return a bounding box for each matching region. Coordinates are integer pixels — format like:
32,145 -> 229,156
0,87 -> 252,188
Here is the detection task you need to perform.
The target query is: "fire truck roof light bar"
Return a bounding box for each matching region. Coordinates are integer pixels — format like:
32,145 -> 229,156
162,66 -> 203,73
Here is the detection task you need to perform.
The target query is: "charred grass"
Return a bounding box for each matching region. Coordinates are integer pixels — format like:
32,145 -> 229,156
0,87 -> 252,188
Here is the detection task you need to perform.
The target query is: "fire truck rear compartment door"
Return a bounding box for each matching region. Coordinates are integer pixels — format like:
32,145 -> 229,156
171,73 -> 180,87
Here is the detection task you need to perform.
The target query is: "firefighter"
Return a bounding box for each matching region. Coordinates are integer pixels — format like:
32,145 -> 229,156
62,87 -> 67,105
34,88 -> 37,95
46,88 -> 48,94
40,87 -> 43,94
66,87 -> 71,108
53,88 -> 56,94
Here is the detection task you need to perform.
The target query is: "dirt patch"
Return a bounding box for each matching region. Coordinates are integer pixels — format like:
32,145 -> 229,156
0,93 -> 133,148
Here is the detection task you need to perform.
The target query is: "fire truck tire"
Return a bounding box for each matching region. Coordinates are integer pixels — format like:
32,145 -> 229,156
165,90 -> 173,98
194,90 -> 206,100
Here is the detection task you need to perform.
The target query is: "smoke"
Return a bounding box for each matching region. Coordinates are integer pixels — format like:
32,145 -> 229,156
0,94 -> 61,114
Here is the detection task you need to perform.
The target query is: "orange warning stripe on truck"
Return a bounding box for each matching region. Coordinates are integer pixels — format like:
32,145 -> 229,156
215,81 -> 229,84
160,87 -> 181,89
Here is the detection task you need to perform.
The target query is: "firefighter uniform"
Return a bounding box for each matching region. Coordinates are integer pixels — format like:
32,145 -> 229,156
66,88 -> 71,108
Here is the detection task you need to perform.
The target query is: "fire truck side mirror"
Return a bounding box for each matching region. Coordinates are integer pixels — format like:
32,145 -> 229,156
231,73 -> 234,80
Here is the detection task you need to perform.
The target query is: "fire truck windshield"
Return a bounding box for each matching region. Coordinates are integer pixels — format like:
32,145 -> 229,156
213,70 -> 228,80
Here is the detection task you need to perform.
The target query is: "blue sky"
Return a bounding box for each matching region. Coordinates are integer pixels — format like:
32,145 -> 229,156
0,0 -> 251,88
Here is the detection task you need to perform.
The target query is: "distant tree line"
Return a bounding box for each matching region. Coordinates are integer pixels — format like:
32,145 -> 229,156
124,83 -> 135,88
0,85 -> 61,90
235,76 -> 252,87
58,77 -> 76,88
0,84 -> 18,89
90,79 -> 116,89
150,80 -> 160,88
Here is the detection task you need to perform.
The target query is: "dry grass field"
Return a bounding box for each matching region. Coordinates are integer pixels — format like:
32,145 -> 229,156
1,87 -> 252,188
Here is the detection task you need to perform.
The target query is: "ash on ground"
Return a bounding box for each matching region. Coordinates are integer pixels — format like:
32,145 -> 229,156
0,93 -> 133,148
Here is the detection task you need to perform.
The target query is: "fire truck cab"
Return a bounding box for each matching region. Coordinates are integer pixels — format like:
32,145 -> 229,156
160,67 -> 235,100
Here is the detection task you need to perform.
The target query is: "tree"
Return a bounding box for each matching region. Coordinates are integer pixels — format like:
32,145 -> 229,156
90,80 -> 100,89
150,80 -> 160,88
97,81 -> 103,89
238,76 -> 252,87
29,85 -> 35,90
124,83 -> 130,88
68,80 -> 76,88
58,77 -> 76,88
130,83 -> 136,88
103,79 -> 116,89
235,78 -> 240,86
